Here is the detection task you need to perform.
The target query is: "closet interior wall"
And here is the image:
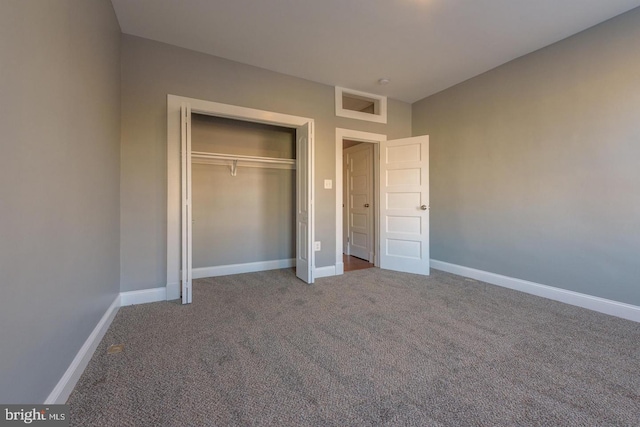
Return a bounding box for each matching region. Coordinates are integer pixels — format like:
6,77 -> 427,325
191,114 -> 296,272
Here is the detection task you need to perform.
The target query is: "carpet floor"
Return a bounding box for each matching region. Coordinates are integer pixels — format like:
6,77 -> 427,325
67,268 -> 640,426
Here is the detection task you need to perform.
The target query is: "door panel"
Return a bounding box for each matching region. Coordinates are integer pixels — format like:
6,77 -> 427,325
387,216 -> 421,234
379,136 -> 429,275
387,168 -> 421,186
296,123 -> 314,283
346,144 -> 373,261
180,103 -> 193,304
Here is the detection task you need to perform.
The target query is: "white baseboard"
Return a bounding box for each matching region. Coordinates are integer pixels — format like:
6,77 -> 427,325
45,295 -> 120,404
120,287 -> 167,306
314,265 -> 337,279
335,262 -> 344,275
430,259 -> 640,323
193,258 -> 295,279
46,287 -> 168,403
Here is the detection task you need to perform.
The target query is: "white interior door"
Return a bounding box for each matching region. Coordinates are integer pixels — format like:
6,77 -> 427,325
296,123 -> 314,283
180,103 -> 193,303
379,135 -> 429,275
345,144 -> 373,261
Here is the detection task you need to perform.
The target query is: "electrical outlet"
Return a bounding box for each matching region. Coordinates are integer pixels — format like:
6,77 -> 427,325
324,179 -> 332,189
314,241 -> 321,251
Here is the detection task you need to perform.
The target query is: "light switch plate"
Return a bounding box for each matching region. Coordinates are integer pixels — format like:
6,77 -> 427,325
324,179 -> 332,189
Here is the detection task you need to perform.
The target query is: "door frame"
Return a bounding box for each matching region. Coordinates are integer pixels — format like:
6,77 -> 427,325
335,128 -> 386,275
167,95 -> 315,300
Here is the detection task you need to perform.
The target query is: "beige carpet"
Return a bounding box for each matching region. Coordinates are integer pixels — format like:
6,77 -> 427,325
68,268 -> 640,426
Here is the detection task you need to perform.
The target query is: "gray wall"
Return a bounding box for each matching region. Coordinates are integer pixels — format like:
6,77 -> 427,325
192,115 -> 295,267
120,34 -> 412,292
413,8 -> 640,305
193,166 -> 295,267
0,1 -> 121,403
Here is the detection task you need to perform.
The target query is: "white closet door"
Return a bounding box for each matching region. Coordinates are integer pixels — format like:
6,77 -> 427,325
379,135 -> 430,275
180,103 -> 193,303
296,122 -> 314,283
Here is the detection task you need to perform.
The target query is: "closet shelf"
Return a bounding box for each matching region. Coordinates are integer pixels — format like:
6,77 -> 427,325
191,151 -> 296,176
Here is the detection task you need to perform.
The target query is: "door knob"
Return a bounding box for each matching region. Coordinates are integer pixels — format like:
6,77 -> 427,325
364,204 -> 370,208
420,205 -> 428,210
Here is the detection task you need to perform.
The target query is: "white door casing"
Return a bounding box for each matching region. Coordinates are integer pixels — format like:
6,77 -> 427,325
180,103 -> 193,304
379,135 -> 430,275
345,143 -> 374,261
168,95 -> 315,303
296,122 -> 315,283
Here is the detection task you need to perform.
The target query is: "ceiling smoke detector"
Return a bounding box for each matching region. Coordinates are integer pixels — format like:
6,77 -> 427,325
378,78 -> 390,85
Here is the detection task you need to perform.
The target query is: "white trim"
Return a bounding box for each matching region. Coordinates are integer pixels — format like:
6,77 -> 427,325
45,295 -> 120,404
314,265 -> 337,279
335,87 -> 387,124
431,260 -> 640,323
193,259 -> 295,279
335,128 -> 386,275
120,287 -> 167,306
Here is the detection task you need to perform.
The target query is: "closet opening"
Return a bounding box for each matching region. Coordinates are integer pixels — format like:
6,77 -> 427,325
191,114 -> 297,279
167,95 -> 315,304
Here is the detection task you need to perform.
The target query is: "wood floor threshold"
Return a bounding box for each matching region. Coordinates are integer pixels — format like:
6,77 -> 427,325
343,254 -> 374,272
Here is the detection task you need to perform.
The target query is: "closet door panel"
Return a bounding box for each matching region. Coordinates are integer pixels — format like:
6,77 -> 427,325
296,122 -> 314,283
180,103 -> 193,304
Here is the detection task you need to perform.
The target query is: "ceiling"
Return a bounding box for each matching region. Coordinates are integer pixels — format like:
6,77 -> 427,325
111,0 -> 640,103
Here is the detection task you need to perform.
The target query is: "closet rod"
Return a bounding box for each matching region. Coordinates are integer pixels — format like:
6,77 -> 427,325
191,151 -> 296,176
191,151 -> 295,165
